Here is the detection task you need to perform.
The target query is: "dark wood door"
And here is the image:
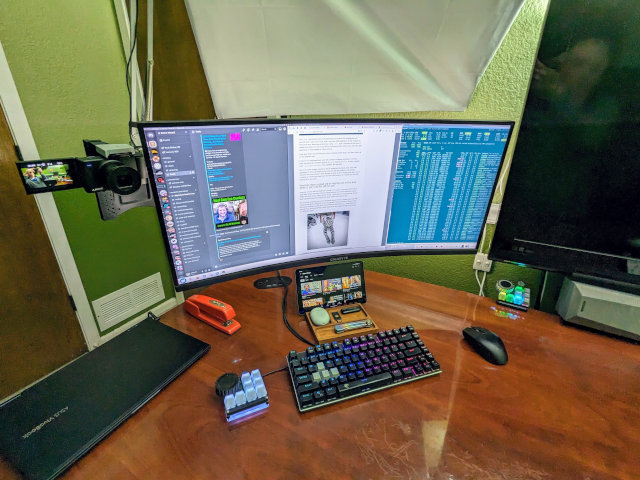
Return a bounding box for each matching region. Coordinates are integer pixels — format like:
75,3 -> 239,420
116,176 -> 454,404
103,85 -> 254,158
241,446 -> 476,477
0,104 -> 87,399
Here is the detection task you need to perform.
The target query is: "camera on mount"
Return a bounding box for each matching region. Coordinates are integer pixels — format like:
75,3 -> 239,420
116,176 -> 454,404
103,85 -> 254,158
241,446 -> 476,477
77,140 -> 142,195
16,140 -> 142,196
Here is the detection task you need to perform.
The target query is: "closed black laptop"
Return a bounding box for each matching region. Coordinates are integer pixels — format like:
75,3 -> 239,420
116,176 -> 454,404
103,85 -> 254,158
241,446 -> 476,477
0,316 -> 210,480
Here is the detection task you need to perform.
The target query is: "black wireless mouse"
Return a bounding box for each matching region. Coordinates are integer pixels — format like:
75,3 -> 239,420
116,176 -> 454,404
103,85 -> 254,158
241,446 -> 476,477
462,326 -> 508,365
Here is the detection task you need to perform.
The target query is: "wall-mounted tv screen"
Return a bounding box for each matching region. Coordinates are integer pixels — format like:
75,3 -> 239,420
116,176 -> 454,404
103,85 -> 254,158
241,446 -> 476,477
490,0 -> 640,285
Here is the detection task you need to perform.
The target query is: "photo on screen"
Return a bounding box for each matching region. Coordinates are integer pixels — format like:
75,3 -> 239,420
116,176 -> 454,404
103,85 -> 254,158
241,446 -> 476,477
326,294 -> 344,307
342,275 -> 361,289
302,297 -> 324,309
300,281 -> 322,297
307,211 -> 350,250
322,278 -> 342,293
16,159 -> 75,195
212,195 -> 248,228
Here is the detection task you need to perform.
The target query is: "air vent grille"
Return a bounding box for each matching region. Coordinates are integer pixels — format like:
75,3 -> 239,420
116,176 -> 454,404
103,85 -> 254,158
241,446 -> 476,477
92,272 -> 164,331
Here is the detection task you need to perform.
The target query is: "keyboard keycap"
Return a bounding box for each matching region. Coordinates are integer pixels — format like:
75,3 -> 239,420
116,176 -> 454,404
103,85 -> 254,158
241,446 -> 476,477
234,390 -> 246,406
398,333 -> 412,342
300,393 -> 314,407
245,386 -> 257,402
255,383 -> 267,398
401,367 -> 414,378
298,382 -> 319,394
326,387 -> 338,399
337,373 -> 393,397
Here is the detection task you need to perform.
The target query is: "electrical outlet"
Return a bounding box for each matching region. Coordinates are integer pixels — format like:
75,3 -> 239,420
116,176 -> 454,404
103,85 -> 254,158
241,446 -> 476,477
473,253 -> 493,272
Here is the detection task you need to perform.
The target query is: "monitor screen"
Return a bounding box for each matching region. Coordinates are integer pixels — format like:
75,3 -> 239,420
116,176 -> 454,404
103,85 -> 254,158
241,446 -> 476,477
137,119 -> 513,290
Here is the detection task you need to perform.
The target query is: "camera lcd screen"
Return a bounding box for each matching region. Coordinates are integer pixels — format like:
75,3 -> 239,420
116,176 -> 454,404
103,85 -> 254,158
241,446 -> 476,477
295,261 -> 366,314
16,159 -> 76,194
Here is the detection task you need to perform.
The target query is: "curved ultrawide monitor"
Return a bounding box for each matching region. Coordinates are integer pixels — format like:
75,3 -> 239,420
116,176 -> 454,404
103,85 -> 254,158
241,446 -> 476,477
137,119 -> 513,291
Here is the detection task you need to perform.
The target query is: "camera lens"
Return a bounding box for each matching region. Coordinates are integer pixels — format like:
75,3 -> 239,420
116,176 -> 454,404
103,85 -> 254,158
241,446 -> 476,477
116,174 -> 134,188
100,160 -> 141,195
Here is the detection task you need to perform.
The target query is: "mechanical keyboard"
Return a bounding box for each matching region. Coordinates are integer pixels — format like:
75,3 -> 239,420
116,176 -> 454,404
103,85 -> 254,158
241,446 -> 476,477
286,325 -> 441,412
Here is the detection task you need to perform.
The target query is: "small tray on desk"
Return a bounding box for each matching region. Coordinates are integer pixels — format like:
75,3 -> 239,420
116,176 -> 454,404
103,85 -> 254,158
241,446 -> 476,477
305,303 -> 378,343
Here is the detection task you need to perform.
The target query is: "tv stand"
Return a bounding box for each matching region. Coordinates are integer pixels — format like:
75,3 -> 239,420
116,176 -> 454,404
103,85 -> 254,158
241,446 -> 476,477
556,277 -> 640,341
253,276 -> 292,289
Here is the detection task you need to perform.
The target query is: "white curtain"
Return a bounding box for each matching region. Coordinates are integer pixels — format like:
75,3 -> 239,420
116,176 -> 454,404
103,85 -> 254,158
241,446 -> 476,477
185,0 -> 525,118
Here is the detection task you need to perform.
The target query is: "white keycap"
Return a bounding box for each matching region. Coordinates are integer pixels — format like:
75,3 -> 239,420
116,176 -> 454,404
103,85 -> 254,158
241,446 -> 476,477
234,390 -> 247,406
245,386 -> 257,402
224,394 -> 236,411
241,372 -> 251,384
321,369 -> 330,380
330,367 -> 340,377
312,371 -> 321,382
251,369 -> 262,382
316,362 -> 325,371
255,383 -> 267,398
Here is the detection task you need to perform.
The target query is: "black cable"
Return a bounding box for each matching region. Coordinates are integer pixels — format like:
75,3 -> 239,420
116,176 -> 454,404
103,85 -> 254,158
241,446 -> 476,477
125,0 -> 139,145
277,270 -> 315,347
262,366 -> 288,378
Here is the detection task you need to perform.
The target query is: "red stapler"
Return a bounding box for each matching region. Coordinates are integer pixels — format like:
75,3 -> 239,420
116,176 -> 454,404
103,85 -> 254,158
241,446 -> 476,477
184,294 -> 241,335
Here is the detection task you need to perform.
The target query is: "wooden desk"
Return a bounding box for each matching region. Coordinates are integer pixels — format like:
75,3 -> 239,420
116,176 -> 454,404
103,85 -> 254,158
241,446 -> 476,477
2,270 -> 639,479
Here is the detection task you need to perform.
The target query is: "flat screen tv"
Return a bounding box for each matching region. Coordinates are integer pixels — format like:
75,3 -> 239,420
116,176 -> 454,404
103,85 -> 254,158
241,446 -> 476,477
137,119 -> 514,291
490,0 -> 640,287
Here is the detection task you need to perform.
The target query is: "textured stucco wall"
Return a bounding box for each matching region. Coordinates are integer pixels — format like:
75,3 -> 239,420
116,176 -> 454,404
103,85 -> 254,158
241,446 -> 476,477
0,1 -> 176,334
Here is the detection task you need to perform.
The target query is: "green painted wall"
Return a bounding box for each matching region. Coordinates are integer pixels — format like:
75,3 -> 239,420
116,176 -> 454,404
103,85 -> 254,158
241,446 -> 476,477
0,0 -> 552,328
0,1 -> 175,334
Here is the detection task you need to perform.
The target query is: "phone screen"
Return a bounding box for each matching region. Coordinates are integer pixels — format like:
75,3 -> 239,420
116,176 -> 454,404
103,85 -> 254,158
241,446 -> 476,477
295,261 -> 366,313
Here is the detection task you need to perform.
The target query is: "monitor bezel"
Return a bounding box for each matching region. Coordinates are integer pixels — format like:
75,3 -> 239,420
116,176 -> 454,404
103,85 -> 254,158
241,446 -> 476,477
136,118 -> 514,291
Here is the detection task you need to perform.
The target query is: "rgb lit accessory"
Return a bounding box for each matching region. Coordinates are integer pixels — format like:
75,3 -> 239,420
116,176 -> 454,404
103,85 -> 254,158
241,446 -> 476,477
496,279 -> 530,311
215,370 -> 269,422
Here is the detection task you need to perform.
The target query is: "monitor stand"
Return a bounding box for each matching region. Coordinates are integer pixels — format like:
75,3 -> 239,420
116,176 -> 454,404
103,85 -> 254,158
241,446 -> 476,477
253,276 -> 292,289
